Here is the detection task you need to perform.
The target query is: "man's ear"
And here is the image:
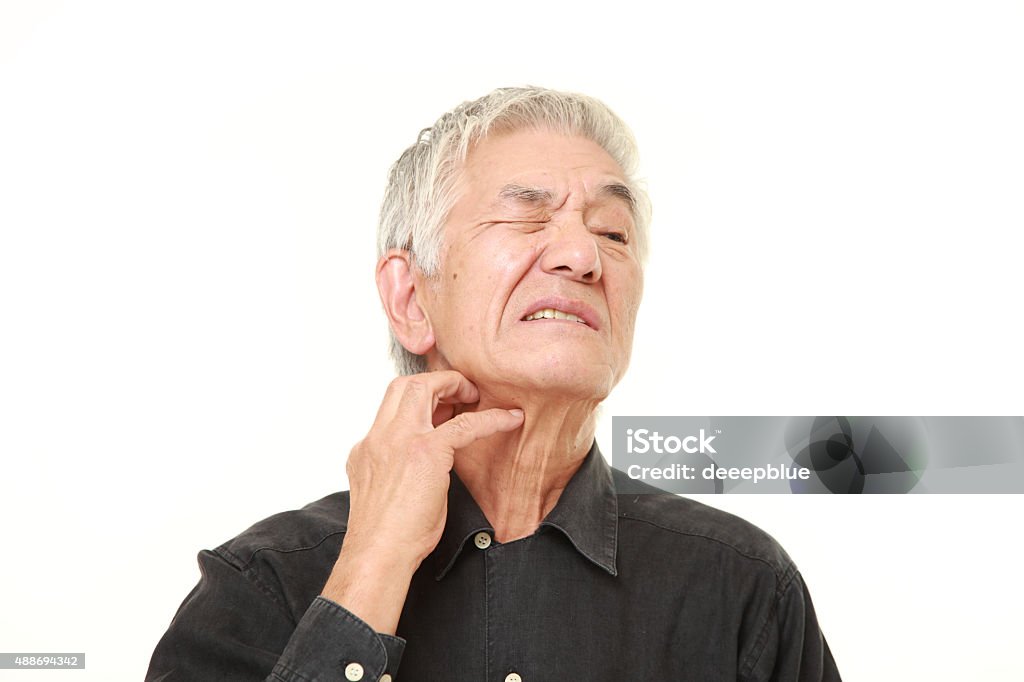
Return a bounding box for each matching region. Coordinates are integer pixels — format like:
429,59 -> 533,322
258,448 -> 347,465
376,249 -> 436,356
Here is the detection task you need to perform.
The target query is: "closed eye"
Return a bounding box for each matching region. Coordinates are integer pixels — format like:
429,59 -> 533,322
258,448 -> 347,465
481,220 -> 549,233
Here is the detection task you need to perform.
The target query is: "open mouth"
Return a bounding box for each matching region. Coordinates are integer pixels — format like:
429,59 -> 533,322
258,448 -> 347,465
521,308 -> 590,327
519,297 -> 600,330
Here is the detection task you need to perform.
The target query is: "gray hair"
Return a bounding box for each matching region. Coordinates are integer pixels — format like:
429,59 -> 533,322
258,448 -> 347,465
377,86 -> 651,376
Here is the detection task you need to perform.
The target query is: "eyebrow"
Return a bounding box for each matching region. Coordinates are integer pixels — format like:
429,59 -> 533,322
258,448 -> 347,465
498,184 -> 555,204
497,182 -> 637,213
598,182 -> 637,213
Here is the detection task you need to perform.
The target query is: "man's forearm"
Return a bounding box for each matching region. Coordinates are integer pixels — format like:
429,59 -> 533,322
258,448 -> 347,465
320,541 -> 420,636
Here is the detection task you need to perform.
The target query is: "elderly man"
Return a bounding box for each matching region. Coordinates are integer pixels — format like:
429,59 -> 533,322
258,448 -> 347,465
147,87 -> 841,681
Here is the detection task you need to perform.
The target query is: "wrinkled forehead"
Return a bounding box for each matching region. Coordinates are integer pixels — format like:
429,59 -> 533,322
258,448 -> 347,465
454,130 -> 635,216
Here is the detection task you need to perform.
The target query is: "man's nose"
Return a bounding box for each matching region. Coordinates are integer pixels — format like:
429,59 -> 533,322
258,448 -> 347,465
538,216 -> 602,283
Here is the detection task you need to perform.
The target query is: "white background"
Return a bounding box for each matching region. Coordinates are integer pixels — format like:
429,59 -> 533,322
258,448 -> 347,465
2,1 -> 1022,679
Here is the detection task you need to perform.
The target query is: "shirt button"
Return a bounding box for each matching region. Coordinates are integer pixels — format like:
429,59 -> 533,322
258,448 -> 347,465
380,675 -> 393,682
473,531 -> 492,549
505,673 -> 523,682
344,662 -> 364,681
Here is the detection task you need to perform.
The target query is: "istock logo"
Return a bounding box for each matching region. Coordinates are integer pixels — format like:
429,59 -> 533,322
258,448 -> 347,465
625,428 -> 718,455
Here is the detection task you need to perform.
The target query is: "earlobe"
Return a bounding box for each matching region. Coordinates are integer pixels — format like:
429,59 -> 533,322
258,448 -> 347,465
376,250 -> 435,355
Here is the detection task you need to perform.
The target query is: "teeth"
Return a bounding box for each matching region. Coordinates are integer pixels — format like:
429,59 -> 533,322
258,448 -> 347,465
523,308 -> 586,324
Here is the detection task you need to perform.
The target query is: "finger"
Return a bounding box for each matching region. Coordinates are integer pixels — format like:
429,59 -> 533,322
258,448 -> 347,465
394,371 -> 481,426
428,370 -> 481,406
373,371 -> 478,426
433,408 -> 524,450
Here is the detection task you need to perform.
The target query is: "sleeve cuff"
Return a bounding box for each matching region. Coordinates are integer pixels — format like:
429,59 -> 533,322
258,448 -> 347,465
271,596 -> 406,681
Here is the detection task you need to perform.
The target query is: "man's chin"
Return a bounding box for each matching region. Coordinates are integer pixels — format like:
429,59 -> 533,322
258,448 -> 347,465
485,367 -> 615,403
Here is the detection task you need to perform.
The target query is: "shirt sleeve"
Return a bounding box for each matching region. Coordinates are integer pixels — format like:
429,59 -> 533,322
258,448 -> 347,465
739,568 -> 842,682
146,549 -> 405,682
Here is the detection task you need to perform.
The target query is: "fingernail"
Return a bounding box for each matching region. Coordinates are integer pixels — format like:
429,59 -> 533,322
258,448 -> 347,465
509,409 -> 524,418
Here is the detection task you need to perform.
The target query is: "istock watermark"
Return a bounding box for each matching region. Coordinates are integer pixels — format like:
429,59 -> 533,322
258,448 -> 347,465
625,428 -> 718,455
616,418 -> 809,493
625,462 -> 810,484
611,416 -> 1024,494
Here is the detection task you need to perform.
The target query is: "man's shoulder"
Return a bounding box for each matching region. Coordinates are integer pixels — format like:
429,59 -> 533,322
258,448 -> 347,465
611,468 -> 794,578
214,491 -> 352,570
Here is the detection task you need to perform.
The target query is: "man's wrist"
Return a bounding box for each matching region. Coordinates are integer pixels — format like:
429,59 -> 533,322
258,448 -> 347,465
319,542 -> 420,635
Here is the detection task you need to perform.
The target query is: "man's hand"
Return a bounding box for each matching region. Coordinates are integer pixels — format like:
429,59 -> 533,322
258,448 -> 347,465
320,371 -> 524,635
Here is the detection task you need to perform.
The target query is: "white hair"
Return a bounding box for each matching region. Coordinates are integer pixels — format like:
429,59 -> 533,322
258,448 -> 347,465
377,86 -> 651,376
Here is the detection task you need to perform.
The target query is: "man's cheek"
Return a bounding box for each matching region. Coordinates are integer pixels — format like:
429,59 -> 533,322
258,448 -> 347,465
492,236 -> 538,272
450,322 -> 481,354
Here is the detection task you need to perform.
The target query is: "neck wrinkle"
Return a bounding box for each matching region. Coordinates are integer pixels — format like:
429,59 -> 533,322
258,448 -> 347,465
452,391 -> 598,543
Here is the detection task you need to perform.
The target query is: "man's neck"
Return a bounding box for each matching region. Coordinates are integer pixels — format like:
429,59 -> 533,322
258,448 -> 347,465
452,394 -> 598,543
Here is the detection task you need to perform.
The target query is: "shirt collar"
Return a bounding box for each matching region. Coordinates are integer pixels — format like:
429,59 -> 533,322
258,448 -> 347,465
428,440 -> 619,580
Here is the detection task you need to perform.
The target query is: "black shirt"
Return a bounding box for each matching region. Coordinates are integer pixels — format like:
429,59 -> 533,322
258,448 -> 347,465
147,442 -> 841,681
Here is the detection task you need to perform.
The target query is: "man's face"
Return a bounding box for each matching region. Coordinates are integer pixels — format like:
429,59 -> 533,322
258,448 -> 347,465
417,128 -> 644,402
